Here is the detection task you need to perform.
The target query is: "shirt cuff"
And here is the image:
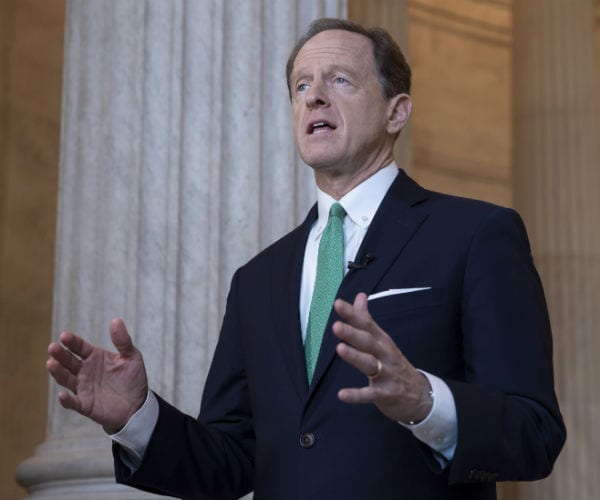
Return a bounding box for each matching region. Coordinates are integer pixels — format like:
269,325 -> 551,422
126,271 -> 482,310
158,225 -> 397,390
398,370 -> 457,464
108,390 -> 159,462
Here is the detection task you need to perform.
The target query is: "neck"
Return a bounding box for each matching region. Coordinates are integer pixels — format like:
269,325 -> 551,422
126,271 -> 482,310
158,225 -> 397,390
314,156 -> 394,200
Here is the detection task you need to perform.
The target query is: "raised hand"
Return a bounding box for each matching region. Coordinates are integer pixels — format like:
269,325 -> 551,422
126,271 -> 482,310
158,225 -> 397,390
333,293 -> 433,424
47,317 -> 148,432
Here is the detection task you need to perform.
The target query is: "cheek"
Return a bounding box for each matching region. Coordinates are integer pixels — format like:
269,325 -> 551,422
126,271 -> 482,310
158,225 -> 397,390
361,108 -> 388,134
292,108 -> 304,136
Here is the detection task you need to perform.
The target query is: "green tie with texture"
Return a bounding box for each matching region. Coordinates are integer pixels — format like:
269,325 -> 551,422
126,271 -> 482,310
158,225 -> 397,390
304,202 -> 346,383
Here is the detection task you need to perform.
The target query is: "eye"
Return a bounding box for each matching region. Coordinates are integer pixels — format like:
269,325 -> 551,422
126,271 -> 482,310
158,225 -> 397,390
334,76 -> 348,85
296,82 -> 309,92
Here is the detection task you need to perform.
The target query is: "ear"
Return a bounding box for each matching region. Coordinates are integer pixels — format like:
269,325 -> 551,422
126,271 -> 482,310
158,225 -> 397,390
386,93 -> 412,135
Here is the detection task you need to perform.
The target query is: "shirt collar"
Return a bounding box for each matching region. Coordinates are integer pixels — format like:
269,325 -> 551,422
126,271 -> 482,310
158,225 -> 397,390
313,162 -> 399,237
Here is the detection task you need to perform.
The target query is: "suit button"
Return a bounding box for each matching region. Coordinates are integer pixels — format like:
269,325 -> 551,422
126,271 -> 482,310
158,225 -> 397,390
299,432 -> 315,448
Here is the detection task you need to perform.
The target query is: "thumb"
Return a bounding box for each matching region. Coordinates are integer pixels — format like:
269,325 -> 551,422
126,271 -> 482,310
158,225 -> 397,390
109,317 -> 136,358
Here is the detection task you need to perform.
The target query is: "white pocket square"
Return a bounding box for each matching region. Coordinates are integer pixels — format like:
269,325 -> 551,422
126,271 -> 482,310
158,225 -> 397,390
367,287 -> 431,301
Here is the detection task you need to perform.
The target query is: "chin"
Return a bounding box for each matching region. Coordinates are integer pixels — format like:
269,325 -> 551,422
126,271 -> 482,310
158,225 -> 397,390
303,157 -> 337,171
299,150 -> 343,171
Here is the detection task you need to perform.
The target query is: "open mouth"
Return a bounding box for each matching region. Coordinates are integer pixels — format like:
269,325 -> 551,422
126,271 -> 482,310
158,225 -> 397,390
308,121 -> 337,135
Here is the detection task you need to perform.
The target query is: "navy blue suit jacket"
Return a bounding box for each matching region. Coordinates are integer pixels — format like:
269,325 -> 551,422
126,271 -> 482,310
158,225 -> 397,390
115,170 -> 565,499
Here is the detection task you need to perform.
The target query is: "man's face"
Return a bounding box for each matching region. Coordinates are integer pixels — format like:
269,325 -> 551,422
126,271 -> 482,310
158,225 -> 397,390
290,30 -> 399,177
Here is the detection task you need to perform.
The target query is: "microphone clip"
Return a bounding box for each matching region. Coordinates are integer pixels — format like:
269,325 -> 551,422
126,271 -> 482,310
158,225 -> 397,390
347,254 -> 374,271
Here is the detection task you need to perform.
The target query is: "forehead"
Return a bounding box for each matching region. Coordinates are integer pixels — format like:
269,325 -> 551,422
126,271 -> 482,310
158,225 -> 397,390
292,29 -> 376,76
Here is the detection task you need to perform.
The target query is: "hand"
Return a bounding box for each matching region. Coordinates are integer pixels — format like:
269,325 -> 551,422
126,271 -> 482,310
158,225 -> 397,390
333,293 -> 433,424
47,317 -> 148,433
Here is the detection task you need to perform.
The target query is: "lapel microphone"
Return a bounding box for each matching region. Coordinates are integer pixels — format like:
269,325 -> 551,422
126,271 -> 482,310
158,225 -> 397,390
347,254 -> 374,271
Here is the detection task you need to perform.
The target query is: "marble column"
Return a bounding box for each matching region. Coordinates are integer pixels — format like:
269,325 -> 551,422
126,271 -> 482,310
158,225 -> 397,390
513,1 -> 600,499
16,0 -> 346,498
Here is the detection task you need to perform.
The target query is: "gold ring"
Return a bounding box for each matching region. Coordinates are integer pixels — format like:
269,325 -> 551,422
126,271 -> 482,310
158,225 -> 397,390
368,359 -> 383,380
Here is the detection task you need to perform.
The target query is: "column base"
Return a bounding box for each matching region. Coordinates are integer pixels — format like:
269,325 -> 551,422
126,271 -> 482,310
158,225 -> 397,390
16,436 -> 172,499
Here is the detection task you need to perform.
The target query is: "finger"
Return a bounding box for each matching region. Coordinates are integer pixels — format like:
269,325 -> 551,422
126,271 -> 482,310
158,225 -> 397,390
47,357 -> 79,393
332,319 -> 381,357
333,294 -> 368,327
335,293 -> 407,361
109,317 -> 136,358
59,331 -> 95,360
48,341 -> 82,375
338,386 -> 377,405
334,293 -> 385,340
336,342 -> 382,378
57,389 -> 81,412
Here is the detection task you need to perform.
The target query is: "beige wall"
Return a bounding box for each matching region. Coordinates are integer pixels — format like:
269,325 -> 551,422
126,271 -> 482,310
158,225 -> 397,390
408,0 -> 512,206
0,1 -> 64,498
351,0 -> 513,207
597,1 -> 600,87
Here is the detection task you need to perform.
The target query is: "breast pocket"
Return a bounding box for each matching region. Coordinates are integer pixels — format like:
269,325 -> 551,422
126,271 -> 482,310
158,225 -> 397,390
367,288 -> 448,361
367,287 -> 443,321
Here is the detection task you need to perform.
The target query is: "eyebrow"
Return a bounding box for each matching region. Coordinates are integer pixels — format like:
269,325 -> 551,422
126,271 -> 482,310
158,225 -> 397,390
291,64 -> 360,86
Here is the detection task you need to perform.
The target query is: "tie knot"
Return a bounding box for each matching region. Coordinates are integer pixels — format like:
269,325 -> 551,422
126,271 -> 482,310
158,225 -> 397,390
329,202 -> 346,220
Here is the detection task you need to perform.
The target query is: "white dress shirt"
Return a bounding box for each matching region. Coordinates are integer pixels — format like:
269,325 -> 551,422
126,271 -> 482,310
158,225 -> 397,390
111,163 -> 457,468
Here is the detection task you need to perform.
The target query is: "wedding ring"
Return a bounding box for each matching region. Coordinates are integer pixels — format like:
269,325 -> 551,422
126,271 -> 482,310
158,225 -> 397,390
368,359 -> 383,380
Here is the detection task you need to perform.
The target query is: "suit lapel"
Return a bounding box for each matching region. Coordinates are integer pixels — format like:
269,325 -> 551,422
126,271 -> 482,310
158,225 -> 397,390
308,170 -> 430,394
271,204 -> 317,400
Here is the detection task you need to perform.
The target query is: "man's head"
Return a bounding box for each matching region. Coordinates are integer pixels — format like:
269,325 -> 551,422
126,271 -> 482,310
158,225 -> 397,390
286,18 -> 411,100
287,19 -> 412,195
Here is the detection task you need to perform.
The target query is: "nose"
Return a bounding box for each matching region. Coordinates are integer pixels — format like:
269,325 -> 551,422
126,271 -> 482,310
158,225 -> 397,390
305,82 -> 329,109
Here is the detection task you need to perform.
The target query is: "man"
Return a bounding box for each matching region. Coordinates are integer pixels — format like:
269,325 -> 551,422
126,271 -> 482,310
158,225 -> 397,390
47,18 -> 565,500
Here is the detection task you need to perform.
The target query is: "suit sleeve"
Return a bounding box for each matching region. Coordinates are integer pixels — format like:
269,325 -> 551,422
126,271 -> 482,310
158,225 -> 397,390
114,270 -> 255,500
446,207 -> 565,483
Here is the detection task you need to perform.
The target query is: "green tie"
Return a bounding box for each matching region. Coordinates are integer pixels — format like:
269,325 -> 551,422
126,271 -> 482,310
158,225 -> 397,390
305,202 -> 346,383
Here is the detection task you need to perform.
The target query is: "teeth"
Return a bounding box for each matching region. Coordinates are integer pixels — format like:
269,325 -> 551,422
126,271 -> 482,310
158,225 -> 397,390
310,121 -> 333,134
